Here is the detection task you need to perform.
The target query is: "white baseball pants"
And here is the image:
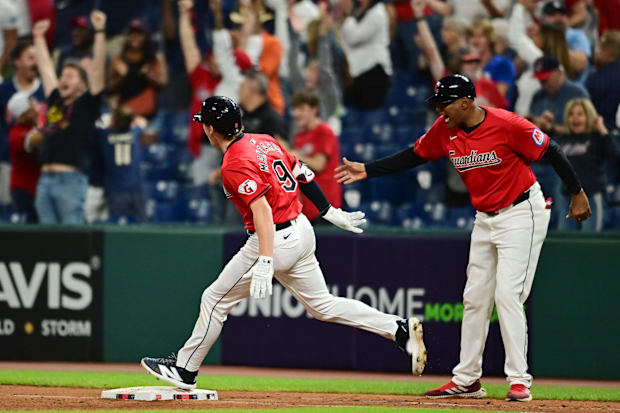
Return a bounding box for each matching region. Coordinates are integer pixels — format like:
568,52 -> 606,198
452,182 -> 550,387
176,213 -> 402,372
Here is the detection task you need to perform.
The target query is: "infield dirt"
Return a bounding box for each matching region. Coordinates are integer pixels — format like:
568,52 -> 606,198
0,363 -> 619,412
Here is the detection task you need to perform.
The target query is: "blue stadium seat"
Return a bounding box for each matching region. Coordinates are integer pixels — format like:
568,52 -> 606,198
395,202 -> 428,229
339,127 -> 365,144
342,181 -> 370,211
341,107 -> 361,129
181,183 -> 211,201
159,111 -> 190,146
446,206 -> 476,229
170,147 -> 194,182
143,164 -> 177,181
183,198 -> 213,223
145,199 -> 185,223
359,201 -> 394,225
144,180 -> 179,202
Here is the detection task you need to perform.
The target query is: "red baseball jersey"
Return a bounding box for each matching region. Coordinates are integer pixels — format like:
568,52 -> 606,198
221,133 -> 307,231
414,106 -> 550,212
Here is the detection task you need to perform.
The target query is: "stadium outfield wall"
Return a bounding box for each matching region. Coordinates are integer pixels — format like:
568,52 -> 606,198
0,225 -> 618,380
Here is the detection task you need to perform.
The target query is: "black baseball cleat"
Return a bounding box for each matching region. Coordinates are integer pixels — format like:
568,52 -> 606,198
141,353 -> 197,390
395,317 -> 427,375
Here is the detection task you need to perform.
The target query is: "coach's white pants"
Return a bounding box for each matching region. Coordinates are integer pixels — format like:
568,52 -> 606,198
452,182 -> 550,388
176,214 -> 401,372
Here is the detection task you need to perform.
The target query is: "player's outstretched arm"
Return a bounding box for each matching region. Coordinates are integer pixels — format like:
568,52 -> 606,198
336,147 -> 428,185
247,196 -> 275,299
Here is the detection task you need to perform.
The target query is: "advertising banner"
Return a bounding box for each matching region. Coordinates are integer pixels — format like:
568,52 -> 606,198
222,231 -> 519,375
0,229 -> 103,361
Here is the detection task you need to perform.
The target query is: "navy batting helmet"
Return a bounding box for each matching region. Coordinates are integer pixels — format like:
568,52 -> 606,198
425,74 -> 476,105
192,96 -> 242,137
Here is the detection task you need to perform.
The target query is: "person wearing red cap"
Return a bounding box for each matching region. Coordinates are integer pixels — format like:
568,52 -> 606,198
56,16 -> 93,74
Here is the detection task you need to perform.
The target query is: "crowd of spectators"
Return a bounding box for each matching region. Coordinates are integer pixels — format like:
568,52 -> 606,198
0,0 -> 618,231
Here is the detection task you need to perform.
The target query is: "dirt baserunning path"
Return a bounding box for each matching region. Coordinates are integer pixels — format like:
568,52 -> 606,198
0,363 -> 619,411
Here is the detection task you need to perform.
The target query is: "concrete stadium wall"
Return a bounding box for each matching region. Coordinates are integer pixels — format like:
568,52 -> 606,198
0,225 -> 618,379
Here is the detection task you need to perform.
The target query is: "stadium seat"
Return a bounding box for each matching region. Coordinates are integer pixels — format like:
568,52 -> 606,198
339,127 -> 365,145
143,164 -> 177,181
145,199 -> 183,223
395,202 -> 428,229
144,180 -> 179,202
341,107 -> 361,129
159,111 -> 190,146
359,201 -> 394,225
446,206 -> 476,229
142,143 -> 174,166
183,198 -> 213,223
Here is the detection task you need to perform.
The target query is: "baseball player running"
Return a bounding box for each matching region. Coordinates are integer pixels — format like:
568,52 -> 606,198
141,96 -> 427,389
335,74 -> 591,402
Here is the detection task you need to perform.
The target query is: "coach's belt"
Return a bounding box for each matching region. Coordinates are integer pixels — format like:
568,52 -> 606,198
246,219 -> 295,235
483,190 -> 530,217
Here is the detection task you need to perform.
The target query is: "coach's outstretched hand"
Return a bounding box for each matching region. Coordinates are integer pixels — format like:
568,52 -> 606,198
335,157 -> 367,184
248,256 -> 274,300
323,207 -> 366,234
567,189 -> 592,223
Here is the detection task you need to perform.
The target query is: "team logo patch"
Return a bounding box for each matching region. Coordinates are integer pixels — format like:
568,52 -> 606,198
532,128 -> 545,146
238,179 -> 257,195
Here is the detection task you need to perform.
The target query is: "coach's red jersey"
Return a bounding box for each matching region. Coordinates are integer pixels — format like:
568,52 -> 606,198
221,133 -> 305,231
414,106 -> 549,212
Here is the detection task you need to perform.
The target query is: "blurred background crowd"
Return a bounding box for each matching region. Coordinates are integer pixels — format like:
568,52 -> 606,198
0,0 -> 618,231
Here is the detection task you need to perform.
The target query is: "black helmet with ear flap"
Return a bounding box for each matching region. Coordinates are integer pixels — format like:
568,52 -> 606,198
425,74 -> 476,106
192,96 -> 242,137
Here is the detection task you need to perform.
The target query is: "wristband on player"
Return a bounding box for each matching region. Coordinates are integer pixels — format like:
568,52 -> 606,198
298,180 -> 331,216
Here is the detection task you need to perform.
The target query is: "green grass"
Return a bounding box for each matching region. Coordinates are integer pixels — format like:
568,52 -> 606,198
2,410 -> 507,413
0,369 -> 618,402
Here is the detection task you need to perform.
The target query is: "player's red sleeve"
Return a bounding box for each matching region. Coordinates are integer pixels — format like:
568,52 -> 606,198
222,164 -> 271,207
507,112 -> 550,161
413,117 -> 447,161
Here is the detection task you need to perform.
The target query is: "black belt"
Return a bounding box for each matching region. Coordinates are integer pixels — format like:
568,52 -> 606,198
483,190 -> 530,217
247,219 -> 294,235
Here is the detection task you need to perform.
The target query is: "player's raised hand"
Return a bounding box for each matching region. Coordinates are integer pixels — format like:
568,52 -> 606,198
90,10 -> 107,32
335,157 -> 367,184
247,256 -> 274,300
323,206 -> 366,233
567,189 -> 592,223
32,19 -> 51,37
